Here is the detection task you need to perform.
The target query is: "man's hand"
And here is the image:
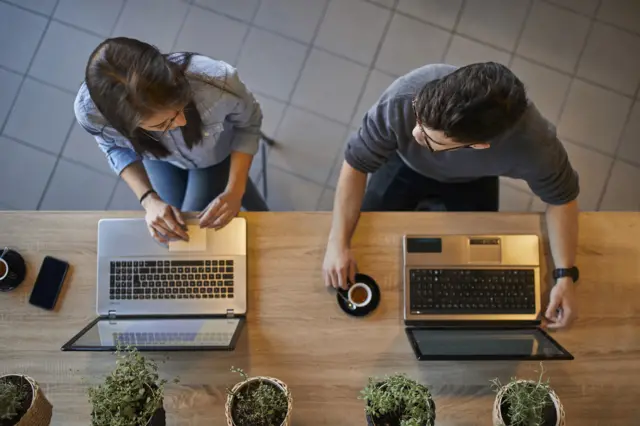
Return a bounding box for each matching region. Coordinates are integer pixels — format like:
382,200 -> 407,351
198,189 -> 243,230
322,240 -> 357,290
545,277 -> 577,329
142,195 -> 188,244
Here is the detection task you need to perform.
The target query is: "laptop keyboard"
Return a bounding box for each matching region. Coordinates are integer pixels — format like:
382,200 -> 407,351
409,269 -> 536,314
113,332 -> 234,346
109,260 -> 234,300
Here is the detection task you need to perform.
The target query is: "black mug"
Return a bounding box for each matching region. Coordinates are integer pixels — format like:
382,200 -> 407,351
0,247 -> 27,292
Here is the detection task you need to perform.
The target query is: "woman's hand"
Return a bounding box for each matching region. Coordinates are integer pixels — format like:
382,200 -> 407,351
142,194 -> 188,243
198,189 -> 243,230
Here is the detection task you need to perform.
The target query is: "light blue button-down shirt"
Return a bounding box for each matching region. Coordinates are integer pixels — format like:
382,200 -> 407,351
74,55 -> 262,175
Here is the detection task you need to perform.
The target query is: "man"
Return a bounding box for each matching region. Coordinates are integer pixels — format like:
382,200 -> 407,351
322,63 -> 579,330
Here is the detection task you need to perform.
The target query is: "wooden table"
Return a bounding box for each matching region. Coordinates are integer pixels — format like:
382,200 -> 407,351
0,212 -> 638,426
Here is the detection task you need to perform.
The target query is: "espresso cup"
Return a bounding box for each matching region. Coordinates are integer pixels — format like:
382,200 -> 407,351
347,282 -> 372,308
0,257 -> 8,281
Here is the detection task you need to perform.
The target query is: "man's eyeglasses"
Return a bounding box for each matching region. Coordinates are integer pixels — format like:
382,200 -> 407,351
412,99 -> 475,153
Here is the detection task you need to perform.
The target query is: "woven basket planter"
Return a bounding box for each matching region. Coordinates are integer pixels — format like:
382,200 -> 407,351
364,397 -> 436,426
492,380 -> 565,426
225,376 -> 292,426
0,375 -> 52,426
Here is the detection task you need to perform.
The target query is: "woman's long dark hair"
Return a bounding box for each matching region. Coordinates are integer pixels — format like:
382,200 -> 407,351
85,37 -> 204,158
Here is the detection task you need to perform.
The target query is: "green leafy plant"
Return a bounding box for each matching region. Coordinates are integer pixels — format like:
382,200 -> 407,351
88,347 -> 176,426
491,364 -> 555,426
0,377 -> 30,423
360,374 -> 434,426
227,367 -> 288,426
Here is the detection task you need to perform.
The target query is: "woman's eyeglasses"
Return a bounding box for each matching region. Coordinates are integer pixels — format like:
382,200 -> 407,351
141,108 -> 184,141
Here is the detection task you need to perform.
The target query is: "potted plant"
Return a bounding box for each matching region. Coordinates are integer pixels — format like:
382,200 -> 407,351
225,367 -> 292,426
360,373 -> 436,426
0,375 -> 52,426
88,348 -> 176,426
491,364 -> 565,426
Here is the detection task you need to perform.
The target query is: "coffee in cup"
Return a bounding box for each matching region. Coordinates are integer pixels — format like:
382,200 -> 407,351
0,258 -> 8,281
347,282 -> 372,308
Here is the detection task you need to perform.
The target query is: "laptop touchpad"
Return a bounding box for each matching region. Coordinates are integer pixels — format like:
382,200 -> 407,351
468,238 -> 501,263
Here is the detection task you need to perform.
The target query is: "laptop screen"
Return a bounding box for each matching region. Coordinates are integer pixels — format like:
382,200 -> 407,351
62,317 -> 244,351
406,327 -> 573,360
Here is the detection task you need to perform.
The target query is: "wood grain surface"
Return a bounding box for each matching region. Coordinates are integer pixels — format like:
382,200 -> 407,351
0,212 -> 638,426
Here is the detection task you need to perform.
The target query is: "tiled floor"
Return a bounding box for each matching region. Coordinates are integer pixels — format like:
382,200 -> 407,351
0,0 -> 639,212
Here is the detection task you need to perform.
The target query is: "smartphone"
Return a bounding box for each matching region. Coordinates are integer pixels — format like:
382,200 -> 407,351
29,256 -> 69,310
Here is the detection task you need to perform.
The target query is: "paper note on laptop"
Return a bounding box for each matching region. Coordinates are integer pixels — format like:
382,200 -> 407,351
168,225 -> 207,252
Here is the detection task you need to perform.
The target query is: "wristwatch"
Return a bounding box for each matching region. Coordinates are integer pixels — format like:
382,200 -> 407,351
553,266 -> 579,283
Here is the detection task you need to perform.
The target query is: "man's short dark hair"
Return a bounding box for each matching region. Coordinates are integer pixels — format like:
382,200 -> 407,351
413,62 -> 528,143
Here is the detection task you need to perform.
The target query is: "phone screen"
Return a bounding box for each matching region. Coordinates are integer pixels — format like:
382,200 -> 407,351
29,256 -> 69,310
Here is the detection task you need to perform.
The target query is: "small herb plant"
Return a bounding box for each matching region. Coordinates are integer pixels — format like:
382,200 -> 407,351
491,364 -> 555,426
88,347 -> 176,426
227,367 -> 288,426
0,377 -> 30,424
360,374 -> 434,426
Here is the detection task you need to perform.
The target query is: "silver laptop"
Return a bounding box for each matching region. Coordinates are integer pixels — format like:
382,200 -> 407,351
402,235 -> 573,361
62,217 -> 247,351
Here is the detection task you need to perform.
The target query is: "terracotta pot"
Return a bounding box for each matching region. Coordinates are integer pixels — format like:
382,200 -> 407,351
364,397 -> 436,426
225,376 -> 292,426
492,380 -> 565,426
0,375 -> 52,426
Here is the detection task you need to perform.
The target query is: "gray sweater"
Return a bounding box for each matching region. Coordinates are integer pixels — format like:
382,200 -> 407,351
345,64 -> 579,205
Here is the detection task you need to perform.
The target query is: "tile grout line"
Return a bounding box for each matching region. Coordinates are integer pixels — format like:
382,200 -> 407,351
168,0 -> 192,52
509,0 -> 536,67
440,0 -> 468,63
110,0 -> 128,36
316,0 -> 399,209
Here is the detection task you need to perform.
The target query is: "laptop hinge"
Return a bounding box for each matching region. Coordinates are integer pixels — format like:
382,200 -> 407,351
226,309 -> 234,318
108,310 -> 116,323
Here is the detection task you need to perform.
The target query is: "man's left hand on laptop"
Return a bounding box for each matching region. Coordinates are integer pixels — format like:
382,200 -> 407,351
545,277 -> 577,330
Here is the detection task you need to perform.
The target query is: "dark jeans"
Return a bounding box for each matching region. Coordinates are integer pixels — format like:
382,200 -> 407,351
361,153 -> 499,212
144,156 -> 269,212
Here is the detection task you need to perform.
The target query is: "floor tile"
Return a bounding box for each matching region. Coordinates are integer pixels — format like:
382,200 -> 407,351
315,0 -> 390,66
558,80 -> 632,155
517,1 -> 591,73
617,101 -> 640,165
270,106 -> 348,184
4,0 -> 56,15
510,57 -> 572,123
194,0 -> 260,21
254,95 -> 287,138
40,159 -> 117,210
397,0 -> 463,30
266,168 -> 324,211
351,70 -> 396,127
292,49 -> 368,124
457,0 -> 530,51
562,140 -> 613,210
0,68 -> 22,126
375,13 -> 450,76
547,0 -> 599,15
108,180 -> 143,211
444,35 -> 511,68
0,136 -> 56,209
29,21 -> 102,92
61,122 -> 113,175
597,0 -> 640,34
53,0 -> 125,37
0,3 -> 47,73
501,176 -> 531,194
4,78 -> 76,155
499,183 -> 533,212
577,22 -> 640,96
254,0 -> 327,43
112,0 -> 189,52
368,0 -> 395,8
317,188 -> 335,211
530,196 -> 548,212
236,28 -> 307,101
174,6 -> 248,65
600,160 -> 640,211
326,137 -> 349,189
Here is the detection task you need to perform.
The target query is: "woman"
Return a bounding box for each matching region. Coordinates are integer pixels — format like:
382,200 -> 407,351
75,37 -> 268,243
